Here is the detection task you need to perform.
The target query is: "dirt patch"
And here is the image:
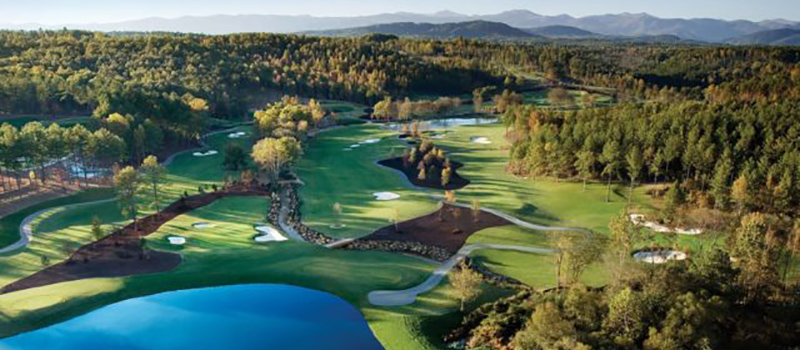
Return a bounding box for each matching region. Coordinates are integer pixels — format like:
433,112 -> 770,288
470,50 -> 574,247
378,157 -> 470,190
359,204 -> 511,255
1,183 -> 271,295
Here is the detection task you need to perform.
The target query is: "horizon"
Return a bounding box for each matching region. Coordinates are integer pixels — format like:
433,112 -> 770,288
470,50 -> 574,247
2,1 -> 799,26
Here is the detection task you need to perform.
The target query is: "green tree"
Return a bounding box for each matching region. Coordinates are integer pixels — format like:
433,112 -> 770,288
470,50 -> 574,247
731,213 -> 780,303
140,155 -> 166,212
663,181 -> 685,222
115,166 -> 142,232
251,137 -> 302,181
512,302 -> 585,350
710,154 -> 733,209
643,293 -> 724,350
575,150 -> 596,192
91,215 -> 105,242
601,140 -> 621,202
731,174 -> 751,214
450,261 -> 482,312
223,142 -> 248,171
626,147 -> 643,203
603,287 -> 649,347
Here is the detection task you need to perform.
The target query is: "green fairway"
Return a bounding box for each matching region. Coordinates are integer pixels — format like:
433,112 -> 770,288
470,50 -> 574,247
0,115 -> 91,129
467,226 -> 609,289
0,189 -> 116,249
0,190 -> 124,287
422,123 -> 655,234
146,196 -> 271,252
295,125 -> 439,239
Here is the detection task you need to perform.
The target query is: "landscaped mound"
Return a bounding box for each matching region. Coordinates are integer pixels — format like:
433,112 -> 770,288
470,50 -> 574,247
378,139 -> 470,190
357,204 -> 510,255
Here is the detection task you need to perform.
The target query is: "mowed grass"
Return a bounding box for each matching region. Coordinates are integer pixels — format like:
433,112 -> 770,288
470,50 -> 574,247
432,123 -> 655,234
0,126 -> 256,287
466,226 -> 608,289
296,125 -> 438,239
0,188 -> 116,248
0,115 -> 92,129
146,196 -> 271,252
0,189 -> 122,287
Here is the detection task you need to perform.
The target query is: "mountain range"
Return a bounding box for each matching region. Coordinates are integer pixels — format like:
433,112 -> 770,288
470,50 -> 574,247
1,10 -> 797,44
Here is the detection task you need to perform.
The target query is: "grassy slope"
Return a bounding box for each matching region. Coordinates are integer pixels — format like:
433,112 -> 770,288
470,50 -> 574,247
295,125 -> 438,239
466,225 -> 608,288
0,188 -> 116,248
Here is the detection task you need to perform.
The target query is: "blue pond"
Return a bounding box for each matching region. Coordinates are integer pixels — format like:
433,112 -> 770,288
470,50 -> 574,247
0,284 -> 384,350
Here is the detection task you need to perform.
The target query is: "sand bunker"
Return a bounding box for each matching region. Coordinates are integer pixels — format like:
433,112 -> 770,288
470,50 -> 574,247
629,214 -> 703,235
373,192 -> 401,201
359,139 -> 380,144
227,131 -> 247,139
192,150 -> 218,157
254,225 -> 288,242
192,222 -> 215,229
167,236 -> 186,245
633,250 -> 687,264
470,136 -> 492,144
350,144 -> 361,148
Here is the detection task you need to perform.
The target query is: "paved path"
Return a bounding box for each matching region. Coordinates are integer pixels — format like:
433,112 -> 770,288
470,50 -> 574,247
2,126 -> 252,254
1,197 -> 117,254
368,243 -> 554,306
275,187 -> 306,242
367,206 -> 590,306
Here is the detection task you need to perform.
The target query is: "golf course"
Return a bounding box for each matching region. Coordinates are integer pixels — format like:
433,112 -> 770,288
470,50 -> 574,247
0,95 -> 728,350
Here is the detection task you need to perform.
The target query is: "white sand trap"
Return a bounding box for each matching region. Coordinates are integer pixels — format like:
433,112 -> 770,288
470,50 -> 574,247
168,236 -> 187,245
470,136 -> 492,144
254,225 -> 288,242
359,138 -> 380,144
227,131 -> 247,139
192,222 -> 215,229
192,150 -> 218,157
373,192 -> 401,201
350,144 -> 361,148
633,250 -> 687,264
430,133 -> 446,139
629,214 -> 703,235
343,148 -> 353,151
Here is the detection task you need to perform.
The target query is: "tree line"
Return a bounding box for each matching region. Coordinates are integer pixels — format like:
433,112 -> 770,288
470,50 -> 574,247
505,100 -> 800,217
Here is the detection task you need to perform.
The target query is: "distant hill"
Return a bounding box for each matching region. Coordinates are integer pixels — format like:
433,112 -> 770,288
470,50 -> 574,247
524,25 -> 602,38
727,28 -> 800,45
2,10 -> 797,43
306,21 -> 538,39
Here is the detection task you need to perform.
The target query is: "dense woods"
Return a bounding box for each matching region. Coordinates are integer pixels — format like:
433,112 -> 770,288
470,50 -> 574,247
0,30 -> 496,119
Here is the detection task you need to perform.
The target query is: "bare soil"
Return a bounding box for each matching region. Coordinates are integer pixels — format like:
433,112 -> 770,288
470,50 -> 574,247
378,157 -> 470,190
361,204 -> 511,254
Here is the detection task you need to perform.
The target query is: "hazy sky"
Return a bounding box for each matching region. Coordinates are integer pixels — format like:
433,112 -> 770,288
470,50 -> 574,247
2,0 -> 799,24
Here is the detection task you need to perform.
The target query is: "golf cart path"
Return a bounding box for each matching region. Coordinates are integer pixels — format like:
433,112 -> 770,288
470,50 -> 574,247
368,202 -> 590,306
3,125 -> 251,254
1,198 -> 118,254
368,243 -> 554,306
